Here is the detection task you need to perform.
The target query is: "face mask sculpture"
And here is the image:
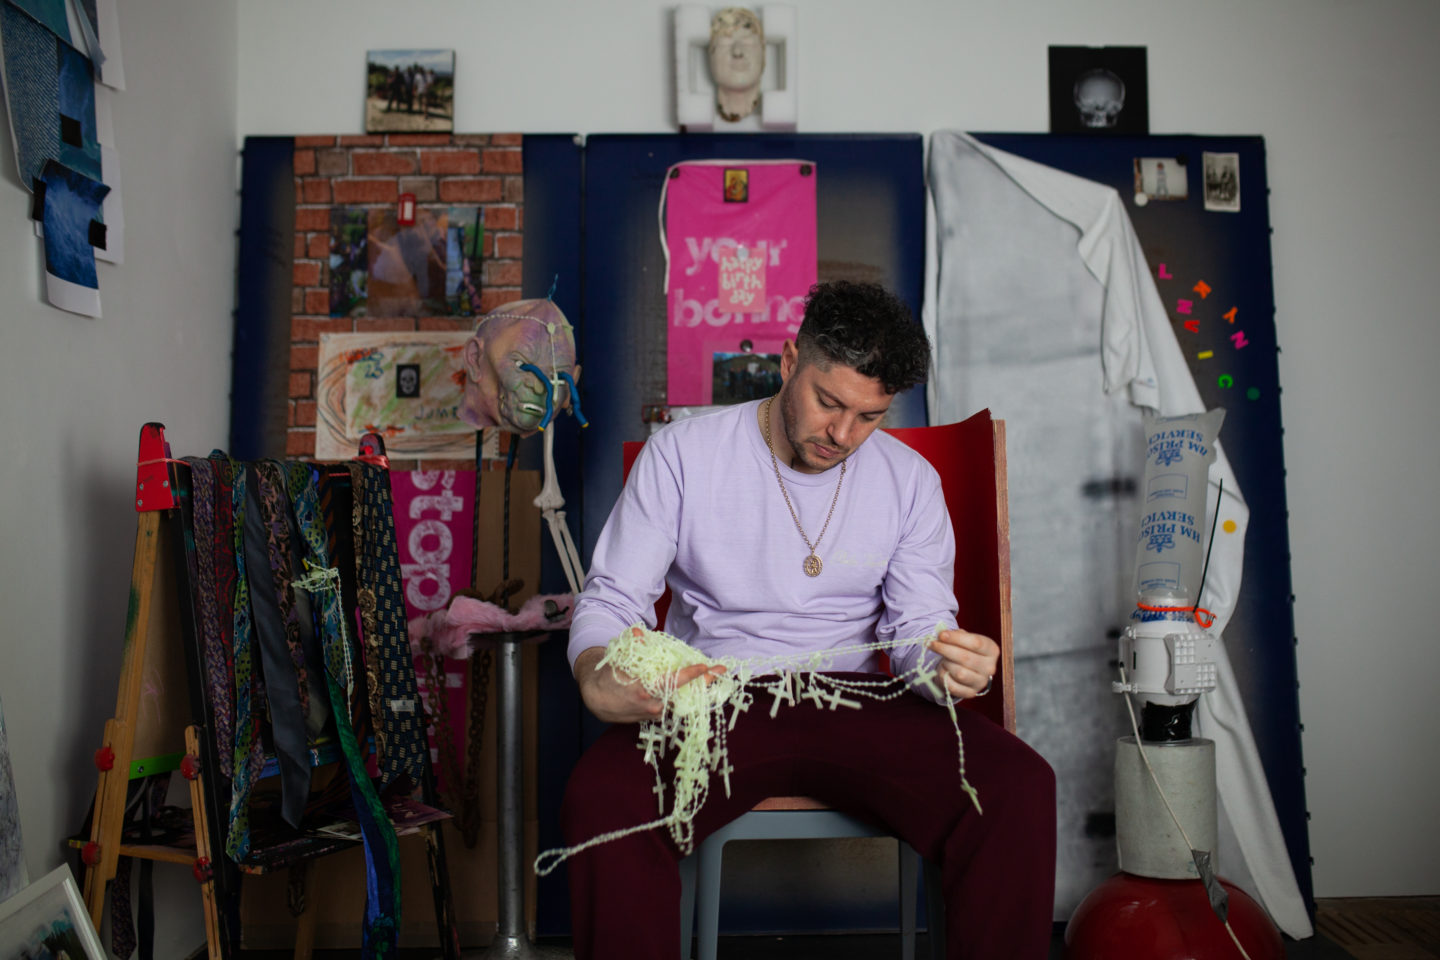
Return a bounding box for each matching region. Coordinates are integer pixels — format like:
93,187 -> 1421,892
708,7 -> 765,122
460,298 -> 581,436
460,297 -> 588,594
1073,68 -> 1127,128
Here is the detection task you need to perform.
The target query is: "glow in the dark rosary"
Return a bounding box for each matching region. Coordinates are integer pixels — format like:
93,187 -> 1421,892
534,625 -> 982,877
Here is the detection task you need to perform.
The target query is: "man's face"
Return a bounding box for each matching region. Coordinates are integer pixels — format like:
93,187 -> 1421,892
777,341 -> 893,474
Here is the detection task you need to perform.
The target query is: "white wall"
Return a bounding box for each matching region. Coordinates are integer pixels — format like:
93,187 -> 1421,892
0,0 -> 238,954
236,0 -> 1440,901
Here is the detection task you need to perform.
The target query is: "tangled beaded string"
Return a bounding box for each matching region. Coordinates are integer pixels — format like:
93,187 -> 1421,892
534,625 -> 983,876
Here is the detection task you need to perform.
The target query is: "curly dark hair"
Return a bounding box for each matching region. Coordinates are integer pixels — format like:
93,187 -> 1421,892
794,281 -> 931,394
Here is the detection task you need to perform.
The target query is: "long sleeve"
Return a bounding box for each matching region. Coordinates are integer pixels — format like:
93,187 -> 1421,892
567,435 -> 683,669
876,464 -> 960,701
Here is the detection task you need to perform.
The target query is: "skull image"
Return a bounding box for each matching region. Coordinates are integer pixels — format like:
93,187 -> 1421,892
1073,68 -> 1126,128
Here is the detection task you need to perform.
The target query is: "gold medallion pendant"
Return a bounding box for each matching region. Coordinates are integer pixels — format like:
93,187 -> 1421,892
762,396 -> 845,579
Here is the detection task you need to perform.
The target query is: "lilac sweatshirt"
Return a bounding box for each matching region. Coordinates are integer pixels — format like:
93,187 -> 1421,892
568,399 -> 959,687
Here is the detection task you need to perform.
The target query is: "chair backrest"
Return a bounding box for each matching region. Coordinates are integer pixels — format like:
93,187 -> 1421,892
621,407 -> 1014,733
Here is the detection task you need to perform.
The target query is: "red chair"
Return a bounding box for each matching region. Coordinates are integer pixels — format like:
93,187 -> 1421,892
624,408 -> 1015,958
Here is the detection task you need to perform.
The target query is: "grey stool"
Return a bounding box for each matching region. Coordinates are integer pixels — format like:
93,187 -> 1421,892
679,804 -> 944,960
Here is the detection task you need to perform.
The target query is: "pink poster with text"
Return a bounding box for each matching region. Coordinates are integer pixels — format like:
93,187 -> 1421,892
665,161 -> 817,405
392,468 -> 474,790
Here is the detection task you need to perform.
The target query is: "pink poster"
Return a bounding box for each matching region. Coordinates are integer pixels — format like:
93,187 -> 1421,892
392,468 -> 475,789
664,161 -> 817,406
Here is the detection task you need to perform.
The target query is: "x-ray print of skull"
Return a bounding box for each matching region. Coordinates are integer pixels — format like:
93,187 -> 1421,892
1073,68 -> 1126,128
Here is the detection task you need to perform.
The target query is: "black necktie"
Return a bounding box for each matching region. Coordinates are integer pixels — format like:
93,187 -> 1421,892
347,461 -> 427,789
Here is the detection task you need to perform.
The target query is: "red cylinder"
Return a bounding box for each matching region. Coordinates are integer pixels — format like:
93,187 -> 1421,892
1066,872 -> 1285,960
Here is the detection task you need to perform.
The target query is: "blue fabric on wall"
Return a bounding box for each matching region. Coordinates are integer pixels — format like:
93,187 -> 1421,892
40,158 -> 108,288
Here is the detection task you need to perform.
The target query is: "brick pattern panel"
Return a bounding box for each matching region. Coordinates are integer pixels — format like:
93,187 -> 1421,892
288,133 -> 524,465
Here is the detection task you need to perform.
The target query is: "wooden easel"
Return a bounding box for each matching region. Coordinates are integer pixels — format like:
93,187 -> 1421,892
78,424 -> 460,960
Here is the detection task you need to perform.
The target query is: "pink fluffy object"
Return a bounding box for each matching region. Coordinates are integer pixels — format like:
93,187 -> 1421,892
408,593 -> 575,659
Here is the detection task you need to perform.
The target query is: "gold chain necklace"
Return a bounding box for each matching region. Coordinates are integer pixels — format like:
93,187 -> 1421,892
761,396 -> 846,577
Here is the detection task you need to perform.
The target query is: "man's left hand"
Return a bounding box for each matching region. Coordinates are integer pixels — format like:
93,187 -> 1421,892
928,629 -> 999,700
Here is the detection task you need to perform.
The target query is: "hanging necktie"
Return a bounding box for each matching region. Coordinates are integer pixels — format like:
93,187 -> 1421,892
212,453 -> 265,862
286,461 -> 400,959
346,461 -> 427,789
347,463 -> 387,757
109,774 -> 172,960
182,458 -> 235,775
242,462 -> 314,830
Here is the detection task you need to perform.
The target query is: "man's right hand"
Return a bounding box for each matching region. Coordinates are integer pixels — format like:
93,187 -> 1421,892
572,641 -> 722,724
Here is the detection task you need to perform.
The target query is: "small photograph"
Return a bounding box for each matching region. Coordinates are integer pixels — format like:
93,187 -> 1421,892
329,207 -> 369,317
0,865 -> 106,960
444,205 -> 484,316
712,346 -> 781,404
723,168 -> 748,203
1132,156 -> 1188,205
365,49 -> 454,134
1049,46 -> 1148,135
1203,152 -> 1241,212
366,207 -> 449,317
39,159 -> 110,317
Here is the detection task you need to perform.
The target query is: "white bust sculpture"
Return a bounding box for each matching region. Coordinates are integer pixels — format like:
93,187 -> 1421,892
708,7 -> 765,122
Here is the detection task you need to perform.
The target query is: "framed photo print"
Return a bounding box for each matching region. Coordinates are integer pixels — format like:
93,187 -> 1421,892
365,49 -> 455,134
0,865 -> 105,960
1048,46 -> 1148,135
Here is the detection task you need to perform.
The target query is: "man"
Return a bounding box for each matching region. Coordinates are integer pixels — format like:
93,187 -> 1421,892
563,281 -> 1056,959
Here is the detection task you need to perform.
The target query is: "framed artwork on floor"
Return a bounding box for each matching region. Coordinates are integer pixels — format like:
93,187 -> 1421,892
0,865 -> 106,960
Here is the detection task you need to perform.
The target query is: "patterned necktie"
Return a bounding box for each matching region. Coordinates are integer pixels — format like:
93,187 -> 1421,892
182,458 -> 234,776
244,462 -> 314,830
254,461 -> 312,714
286,462 -> 401,959
212,453 -> 266,862
346,461 -> 426,789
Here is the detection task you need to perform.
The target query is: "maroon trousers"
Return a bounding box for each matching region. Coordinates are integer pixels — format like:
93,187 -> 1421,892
561,677 -> 1057,959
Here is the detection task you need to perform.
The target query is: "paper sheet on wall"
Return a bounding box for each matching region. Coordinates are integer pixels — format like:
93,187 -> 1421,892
39,158 -> 107,317
314,331 -> 475,460
662,160 -> 817,405
70,0 -> 122,89
10,0 -> 69,41
30,100 -> 119,261
0,4 -> 102,190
